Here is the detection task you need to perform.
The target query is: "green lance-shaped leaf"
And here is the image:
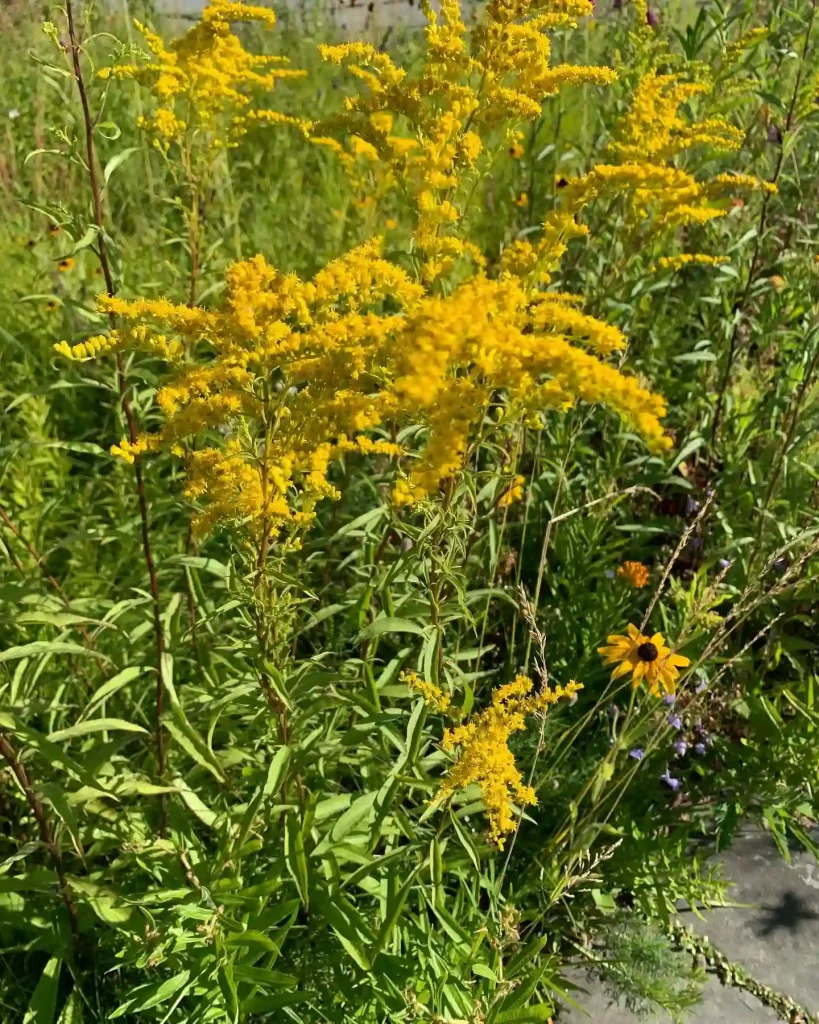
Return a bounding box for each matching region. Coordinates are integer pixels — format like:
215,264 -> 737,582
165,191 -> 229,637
23,957 -> 60,1024
284,808 -> 309,906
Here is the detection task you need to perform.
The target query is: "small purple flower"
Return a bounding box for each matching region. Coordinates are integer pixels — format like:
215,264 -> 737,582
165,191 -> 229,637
646,6 -> 659,26
685,497 -> 701,516
661,770 -> 681,791
718,558 -> 731,570
667,713 -> 683,730
694,743 -> 706,756
662,693 -> 676,706
673,739 -> 688,757
629,748 -> 645,760
767,123 -> 783,144
605,569 -> 615,579
695,679 -> 708,694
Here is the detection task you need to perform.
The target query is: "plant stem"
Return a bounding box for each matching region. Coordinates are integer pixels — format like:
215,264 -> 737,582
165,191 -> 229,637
65,0 -> 167,804
0,733 -> 79,939
747,328 -> 819,574
710,0 -> 817,457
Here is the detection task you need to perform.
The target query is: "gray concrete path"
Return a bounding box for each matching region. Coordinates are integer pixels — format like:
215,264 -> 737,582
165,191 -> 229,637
561,831 -> 819,1021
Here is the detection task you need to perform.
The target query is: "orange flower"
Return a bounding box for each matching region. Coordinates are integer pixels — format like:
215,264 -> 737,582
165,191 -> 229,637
514,192 -> 529,207
617,560 -> 650,588
57,257 -> 75,273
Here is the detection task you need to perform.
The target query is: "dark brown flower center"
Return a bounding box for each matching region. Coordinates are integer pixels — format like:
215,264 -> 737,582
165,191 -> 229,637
637,642 -> 659,663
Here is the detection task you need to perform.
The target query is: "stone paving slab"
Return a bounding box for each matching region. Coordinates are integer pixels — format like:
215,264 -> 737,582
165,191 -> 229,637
560,830 -> 819,1022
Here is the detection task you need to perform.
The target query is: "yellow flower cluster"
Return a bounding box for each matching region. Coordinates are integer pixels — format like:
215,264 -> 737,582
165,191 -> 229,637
653,253 -> 729,272
311,134 -> 398,213
609,72 -> 742,163
99,0 -> 310,149
403,671 -> 452,713
719,26 -> 768,78
55,325 -> 183,363
319,0 -> 614,281
497,474 -> 526,508
440,675 -> 582,847
514,71 -> 776,263
56,237 -> 672,533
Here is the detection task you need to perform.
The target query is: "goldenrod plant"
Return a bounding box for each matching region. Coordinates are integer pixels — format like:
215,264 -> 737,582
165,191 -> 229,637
2,0 -> 819,1019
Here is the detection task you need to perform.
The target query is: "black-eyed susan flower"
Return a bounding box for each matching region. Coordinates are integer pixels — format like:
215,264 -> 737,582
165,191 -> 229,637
509,141 -> 525,158
48,224 -> 62,236
57,257 -> 75,273
616,560 -> 650,588
598,624 -> 689,697
45,299 -> 59,312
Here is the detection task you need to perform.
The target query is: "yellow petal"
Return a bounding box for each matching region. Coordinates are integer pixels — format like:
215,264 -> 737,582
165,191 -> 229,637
611,660 -> 633,680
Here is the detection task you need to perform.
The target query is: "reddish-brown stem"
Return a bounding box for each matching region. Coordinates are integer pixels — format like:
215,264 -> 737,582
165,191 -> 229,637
0,733 -> 79,938
65,0 -> 167,801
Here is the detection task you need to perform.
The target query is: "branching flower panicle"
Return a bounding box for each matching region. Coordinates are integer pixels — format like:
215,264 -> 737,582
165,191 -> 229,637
56,237 -> 673,533
319,0 -> 614,282
99,0 -> 310,150
440,675 -> 582,847
542,70 -> 776,248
